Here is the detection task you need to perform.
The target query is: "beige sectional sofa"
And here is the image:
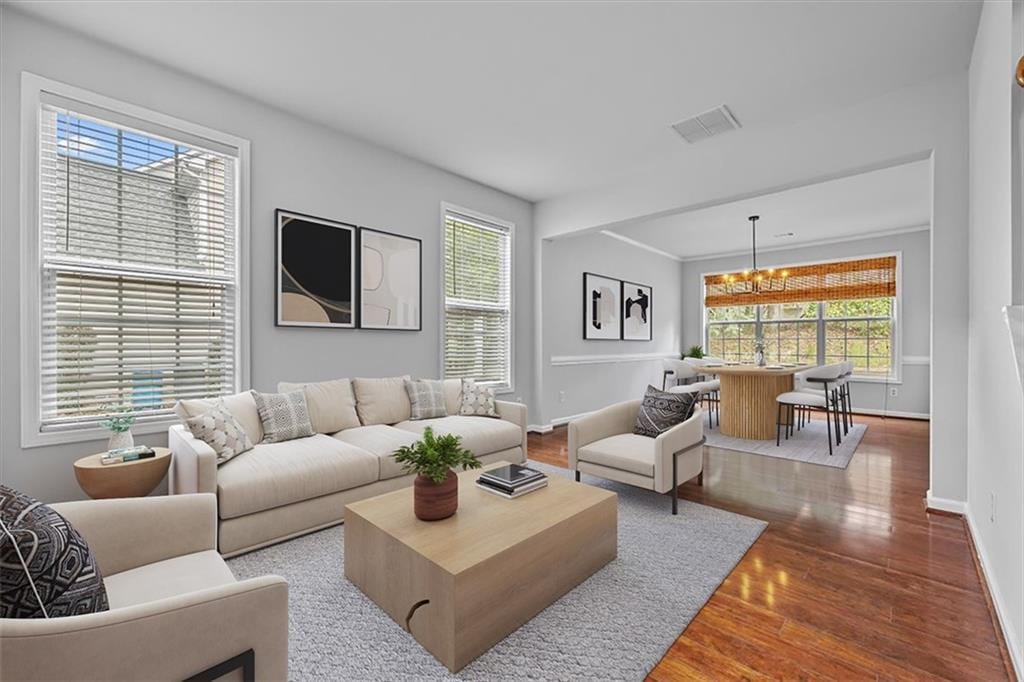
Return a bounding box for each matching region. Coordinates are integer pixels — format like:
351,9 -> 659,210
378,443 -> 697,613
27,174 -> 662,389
168,377 -> 527,556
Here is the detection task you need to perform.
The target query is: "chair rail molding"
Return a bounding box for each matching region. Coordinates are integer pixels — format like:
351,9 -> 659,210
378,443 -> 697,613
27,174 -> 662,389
901,355 -> 931,365
550,351 -> 679,366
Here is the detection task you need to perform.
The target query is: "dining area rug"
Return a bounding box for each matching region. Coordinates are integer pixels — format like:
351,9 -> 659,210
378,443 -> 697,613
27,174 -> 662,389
704,419 -> 866,468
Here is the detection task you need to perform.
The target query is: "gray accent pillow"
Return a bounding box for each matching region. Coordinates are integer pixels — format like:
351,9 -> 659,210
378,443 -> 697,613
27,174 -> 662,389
251,390 -> 315,443
405,378 -> 448,420
459,378 -> 498,417
633,385 -> 700,438
184,399 -> 254,464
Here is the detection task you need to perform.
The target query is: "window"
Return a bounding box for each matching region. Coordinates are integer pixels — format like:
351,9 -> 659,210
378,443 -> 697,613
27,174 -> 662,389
824,298 -> 894,377
760,302 -> 819,365
706,305 -> 756,361
442,207 -> 513,391
703,256 -> 899,380
25,80 -> 247,444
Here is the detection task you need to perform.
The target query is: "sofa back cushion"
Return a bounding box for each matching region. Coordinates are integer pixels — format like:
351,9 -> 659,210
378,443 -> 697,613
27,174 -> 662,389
442,378 -> 463,416
174,390 -> 263,444
0,485 -> 109,618
352,376 -> 411,425
278,378 -> 360,434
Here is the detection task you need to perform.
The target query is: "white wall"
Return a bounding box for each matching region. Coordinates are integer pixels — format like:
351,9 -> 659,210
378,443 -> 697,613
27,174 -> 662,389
966,0 -> 1023,674
0,8 -> 536,503
679,230 -> 931,417
537,233 -> 683,426
535,72 -> 970,507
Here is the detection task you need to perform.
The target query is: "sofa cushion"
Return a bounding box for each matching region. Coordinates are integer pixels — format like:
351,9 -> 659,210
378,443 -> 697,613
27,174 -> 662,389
442,378 -> 462,416
459,378 -> 498,417
333,425 -> 421,480
353,376 -> 411,425
104,550 -> 234,610
216,435 -> 378,519
0,485 -> 109,618
252,389 -> 315,443
278,378 -> 360,434
183,400 -> 254,465
174,391 -> 263,445
393,416 -> 521,457
405,378 -> 447,420
577,433 -> 656,478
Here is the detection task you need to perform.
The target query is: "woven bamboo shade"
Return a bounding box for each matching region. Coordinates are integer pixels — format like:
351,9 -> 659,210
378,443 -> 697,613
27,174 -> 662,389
704,255 -> 897,307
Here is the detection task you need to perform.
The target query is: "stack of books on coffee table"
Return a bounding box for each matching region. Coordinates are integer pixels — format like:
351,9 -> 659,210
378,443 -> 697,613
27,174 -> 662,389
476,464 -> 548,499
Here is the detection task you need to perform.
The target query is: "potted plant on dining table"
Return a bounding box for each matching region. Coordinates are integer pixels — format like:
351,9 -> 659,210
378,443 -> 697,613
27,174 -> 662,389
394,427 -> 482,521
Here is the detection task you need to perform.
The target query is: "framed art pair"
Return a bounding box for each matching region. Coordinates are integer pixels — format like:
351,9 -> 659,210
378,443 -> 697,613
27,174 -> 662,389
275,209 -> 422,331
582,272 -> 653,341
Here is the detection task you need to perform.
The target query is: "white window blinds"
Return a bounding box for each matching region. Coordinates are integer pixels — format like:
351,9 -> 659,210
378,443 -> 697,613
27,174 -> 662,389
38,102 -> 240,429
443,210 -> 512,390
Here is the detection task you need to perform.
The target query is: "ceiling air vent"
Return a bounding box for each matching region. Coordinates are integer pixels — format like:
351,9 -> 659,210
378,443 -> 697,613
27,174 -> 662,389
671,104 -> 741,144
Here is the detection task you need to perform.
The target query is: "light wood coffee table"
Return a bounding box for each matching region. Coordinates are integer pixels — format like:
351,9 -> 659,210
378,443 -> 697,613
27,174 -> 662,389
344,462 -> 617,672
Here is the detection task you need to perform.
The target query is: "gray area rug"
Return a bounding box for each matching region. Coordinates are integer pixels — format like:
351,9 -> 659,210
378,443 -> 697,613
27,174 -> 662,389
705,419 -> 866,469
229,461 -> 766,681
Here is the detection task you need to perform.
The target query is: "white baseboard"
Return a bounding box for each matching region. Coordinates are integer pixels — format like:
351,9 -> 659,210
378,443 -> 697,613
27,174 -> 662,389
530,407 -> 928,433
965,504 -> 1023,680
925,490 -> 966,514
853,408 -> 930,420
528,410 -> 595,434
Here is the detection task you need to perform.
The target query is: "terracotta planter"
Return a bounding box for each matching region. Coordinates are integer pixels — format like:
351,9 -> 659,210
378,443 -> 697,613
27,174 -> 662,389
414,470 -> 458,521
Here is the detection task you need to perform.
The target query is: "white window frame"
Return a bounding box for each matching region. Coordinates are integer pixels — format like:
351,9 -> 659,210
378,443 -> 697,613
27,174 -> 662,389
700,251 -> 903,384
19,73 -> 251,448
439,202 -> 515,394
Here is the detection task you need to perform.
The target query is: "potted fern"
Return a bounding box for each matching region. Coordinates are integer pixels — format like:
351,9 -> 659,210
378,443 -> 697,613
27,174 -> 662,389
394,427 -> 482,521
685,345 -> 705,360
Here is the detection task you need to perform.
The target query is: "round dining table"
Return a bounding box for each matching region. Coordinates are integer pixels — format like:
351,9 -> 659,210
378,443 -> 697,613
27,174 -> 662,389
703,364 -> 812,439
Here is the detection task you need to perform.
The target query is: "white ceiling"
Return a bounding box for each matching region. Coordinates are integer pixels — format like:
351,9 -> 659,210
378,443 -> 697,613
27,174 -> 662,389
604,159 -> 931,259
11,1 -> 981,202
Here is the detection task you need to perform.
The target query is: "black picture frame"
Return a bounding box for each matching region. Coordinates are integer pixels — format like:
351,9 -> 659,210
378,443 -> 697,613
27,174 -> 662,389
582,272 -> 622,340
357,226 -> 423,331
621,280 -> 653,341
275,209 -> 358,329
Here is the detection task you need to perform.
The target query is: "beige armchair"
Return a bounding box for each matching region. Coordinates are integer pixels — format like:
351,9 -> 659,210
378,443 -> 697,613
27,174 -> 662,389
0,494 -> 288,682
568,400 -> 705,514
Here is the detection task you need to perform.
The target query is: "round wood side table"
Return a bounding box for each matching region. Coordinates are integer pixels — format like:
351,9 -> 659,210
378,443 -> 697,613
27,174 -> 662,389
73,447 -> 172,499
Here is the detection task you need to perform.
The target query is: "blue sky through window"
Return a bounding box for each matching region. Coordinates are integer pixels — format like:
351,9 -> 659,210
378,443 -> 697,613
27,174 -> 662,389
56,113 -> 180,170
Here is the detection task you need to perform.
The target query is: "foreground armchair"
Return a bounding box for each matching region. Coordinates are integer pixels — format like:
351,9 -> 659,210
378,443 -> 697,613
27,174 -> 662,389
0,494 -> 288,682
568,399 -> 705,514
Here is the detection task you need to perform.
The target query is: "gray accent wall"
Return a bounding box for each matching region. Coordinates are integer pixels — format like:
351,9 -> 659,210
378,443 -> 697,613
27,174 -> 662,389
539,233 -> 683,426
0,9 -> 535,502
680,229 -> 931,417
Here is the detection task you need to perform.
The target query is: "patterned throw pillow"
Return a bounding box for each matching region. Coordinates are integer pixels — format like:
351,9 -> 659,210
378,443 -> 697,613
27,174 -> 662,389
459,378 -> 499,417
0,485 -> 109,618
251,390 -> 315,443
633,385 -> 701,437
405,378 -> 448,420
184,399 -> 255,464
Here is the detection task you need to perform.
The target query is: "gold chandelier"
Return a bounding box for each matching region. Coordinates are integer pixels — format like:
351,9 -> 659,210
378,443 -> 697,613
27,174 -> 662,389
719,215 -> 789,295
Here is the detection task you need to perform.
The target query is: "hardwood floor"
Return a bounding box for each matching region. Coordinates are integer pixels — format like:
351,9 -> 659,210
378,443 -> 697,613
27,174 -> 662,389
528,414 -> 1016,681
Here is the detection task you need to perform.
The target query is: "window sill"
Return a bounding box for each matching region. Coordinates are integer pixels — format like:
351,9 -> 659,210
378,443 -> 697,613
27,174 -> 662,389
22,414 -> 179,450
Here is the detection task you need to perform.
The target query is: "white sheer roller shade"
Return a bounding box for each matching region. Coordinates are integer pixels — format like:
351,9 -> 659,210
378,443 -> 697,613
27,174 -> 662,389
38,103 -> 240,429
443,210 -> 512,390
